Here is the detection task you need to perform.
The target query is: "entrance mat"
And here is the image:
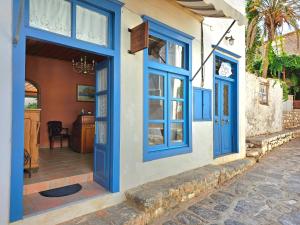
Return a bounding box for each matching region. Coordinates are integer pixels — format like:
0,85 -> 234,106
39,184 -> 82,197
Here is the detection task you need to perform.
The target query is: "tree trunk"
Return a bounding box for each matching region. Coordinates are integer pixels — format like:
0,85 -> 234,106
262,42 -> 270,78
283,66 -> 286,81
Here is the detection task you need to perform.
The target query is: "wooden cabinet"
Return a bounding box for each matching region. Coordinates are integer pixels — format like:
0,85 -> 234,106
71,115 -> 95,153
24,109 -> 41,169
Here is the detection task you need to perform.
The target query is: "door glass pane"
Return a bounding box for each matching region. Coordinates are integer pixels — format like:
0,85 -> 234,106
171,123 -> 183,143
97,68 -> 107,91
148,123 -> 164,146
97,95 -> 107,117
148,35 -> 166,64
96,121 -> 107,144
171,101 -> 183,120
223,84 -> 229,116
29,0 -> 71,36
76,5 -> 108,46
168,43 -> 184,68
149,100 -> 164,120
215,82 -> 218,116
149,74 -> 164,97
171,78 -> 183,99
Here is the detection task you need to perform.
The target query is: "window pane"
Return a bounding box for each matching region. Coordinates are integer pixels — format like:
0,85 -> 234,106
171,123 -> 183,143
76,5 -> 108,46
29,0 -> 71,36
171,101 -> 183,120
149,100 -> 164,120
148,35 -> 166,64
171,78 -> 183,99
96,121 -> 107,144
148,123 -> 164,146
215,56 -> 236,78
97,68 -> 107,91
215,82 -> 218,116
97,95 -> 107,117
223,84 -> 229,116
149,74 -> 164,97
168,43 -> 184,68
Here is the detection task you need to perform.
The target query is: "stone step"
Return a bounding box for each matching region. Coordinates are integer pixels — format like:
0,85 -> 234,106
24,172 -> 93,195
246,128 -> 300,152
125,158 -> 256,217
246,148 -> 264,161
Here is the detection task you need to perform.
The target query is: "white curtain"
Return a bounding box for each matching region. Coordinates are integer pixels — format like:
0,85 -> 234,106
168,43 -> 183,68
76,5 -> 108,46
29,0 -> 71,36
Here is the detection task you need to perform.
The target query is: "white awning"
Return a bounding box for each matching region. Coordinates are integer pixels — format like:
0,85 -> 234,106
176,0 -> 247,25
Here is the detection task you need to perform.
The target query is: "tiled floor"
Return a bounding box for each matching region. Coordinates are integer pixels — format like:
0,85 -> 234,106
23,148 -> 106,216
24,181 -> 107,216
24,148 -> 93,185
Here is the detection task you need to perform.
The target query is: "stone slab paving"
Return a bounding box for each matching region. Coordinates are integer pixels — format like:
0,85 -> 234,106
152,139 -> 300,225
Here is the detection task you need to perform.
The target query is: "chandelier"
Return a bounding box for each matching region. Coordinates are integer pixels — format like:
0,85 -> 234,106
72,56 -> 95,75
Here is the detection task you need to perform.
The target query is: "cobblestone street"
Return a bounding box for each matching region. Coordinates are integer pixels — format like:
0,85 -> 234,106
152,139 -> 300,225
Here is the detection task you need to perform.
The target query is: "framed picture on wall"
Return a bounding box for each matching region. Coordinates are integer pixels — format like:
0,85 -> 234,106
77,85 -> 96,102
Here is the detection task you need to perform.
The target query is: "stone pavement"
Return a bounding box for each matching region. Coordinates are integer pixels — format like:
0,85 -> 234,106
152,139 -> 300,225
61,139 -> 300,225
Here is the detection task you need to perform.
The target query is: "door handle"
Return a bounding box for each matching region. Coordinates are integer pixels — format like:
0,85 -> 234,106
215,119 -> 218,124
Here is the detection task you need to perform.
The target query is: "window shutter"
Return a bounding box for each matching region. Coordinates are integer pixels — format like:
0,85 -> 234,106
193,88 -> 203,121
203,90 -> 212,120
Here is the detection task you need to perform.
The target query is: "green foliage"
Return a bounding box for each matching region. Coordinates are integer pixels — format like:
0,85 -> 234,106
281,80 -> 289,101
25,102 -> 38,109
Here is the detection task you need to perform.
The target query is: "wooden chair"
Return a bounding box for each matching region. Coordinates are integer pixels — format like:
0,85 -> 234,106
47,121 -> 70,149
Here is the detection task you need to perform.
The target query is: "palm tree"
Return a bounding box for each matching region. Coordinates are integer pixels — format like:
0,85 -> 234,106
247,0 -> 300,78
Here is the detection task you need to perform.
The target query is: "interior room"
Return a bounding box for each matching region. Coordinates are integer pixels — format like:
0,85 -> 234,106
23,39 -> 106,215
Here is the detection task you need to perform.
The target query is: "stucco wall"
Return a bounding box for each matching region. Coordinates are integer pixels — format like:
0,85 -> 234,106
26,56 -> 95,148
0,0 -> 12,224
245,73 -> 283,137
120,0 -> 246,191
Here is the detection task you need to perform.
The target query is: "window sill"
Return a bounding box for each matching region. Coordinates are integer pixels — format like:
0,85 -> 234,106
144,146 -> 192,162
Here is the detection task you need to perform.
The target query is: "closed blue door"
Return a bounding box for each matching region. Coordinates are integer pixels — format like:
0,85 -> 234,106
94,60 -> 110,189
214,78 -> 234,157
213,79 -> 222,156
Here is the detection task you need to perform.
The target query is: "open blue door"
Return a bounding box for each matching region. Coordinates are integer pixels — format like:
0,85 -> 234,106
94,59 -> 110,189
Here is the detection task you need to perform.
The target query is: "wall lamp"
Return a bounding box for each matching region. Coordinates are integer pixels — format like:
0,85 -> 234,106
225,35 -> 235,46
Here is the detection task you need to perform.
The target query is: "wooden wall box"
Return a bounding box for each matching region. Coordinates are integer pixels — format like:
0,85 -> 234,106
71,115 -> 95,153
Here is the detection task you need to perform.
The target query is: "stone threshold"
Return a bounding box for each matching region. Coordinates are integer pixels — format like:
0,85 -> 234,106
61,158 -> 256,225
246,127 -> 300,161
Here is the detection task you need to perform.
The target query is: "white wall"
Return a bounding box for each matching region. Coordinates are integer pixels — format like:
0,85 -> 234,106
245,73 -> 283,137
0,0 -> 12,224
120,0 -> 246,191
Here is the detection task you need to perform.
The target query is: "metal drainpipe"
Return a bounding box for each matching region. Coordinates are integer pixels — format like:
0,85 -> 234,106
201,21 -> 204,87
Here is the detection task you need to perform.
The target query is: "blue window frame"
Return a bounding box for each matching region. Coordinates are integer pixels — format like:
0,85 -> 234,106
193,88 -> 212,121
143,16 -> 193,161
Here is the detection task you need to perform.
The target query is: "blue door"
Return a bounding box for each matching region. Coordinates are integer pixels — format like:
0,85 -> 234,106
94,60 -> 110,189
214,77 -> 234,157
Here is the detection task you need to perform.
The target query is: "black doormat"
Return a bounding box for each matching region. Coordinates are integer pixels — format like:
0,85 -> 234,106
39,184 -> 82,197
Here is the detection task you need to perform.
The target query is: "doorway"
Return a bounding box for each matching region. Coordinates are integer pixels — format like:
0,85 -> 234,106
11,0 -> 121,221
23,39 -> 111,215
213,52 -> 238,157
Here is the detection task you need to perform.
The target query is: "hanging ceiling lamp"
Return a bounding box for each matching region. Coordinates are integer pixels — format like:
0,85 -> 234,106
72,56 -> 95,75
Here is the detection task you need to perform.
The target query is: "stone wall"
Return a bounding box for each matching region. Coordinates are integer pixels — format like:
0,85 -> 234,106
282,95 -> 294,112
283,110 -> 300,129
246,73 -> 283,137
